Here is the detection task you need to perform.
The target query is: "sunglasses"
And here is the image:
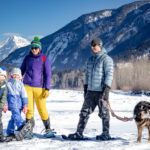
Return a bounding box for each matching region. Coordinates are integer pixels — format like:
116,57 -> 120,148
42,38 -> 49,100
31,47 -> 39,50
91,44 -> 97,47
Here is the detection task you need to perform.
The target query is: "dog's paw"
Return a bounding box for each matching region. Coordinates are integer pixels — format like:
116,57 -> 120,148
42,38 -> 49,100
136,140 -> 141,143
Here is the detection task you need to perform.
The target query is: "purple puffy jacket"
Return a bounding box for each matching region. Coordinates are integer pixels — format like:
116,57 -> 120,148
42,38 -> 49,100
21,51 -> 51,90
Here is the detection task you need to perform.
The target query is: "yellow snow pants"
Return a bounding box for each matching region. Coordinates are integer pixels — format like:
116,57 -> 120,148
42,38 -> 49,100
25,85 -> 49,120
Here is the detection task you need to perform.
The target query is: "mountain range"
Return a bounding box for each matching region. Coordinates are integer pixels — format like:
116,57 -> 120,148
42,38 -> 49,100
1,1 -> 150,70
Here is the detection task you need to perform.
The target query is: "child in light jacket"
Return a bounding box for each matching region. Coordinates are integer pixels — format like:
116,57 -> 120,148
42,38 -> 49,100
0,66 -> 7,142
5,68 -> 28,141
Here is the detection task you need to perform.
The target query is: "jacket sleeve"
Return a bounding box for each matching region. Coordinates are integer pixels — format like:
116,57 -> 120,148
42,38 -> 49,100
21,82 -> 28,106
103,56 -> 114,88
20,57 -> 26,76
1,83 -> 7,107
44,57 -> 51,90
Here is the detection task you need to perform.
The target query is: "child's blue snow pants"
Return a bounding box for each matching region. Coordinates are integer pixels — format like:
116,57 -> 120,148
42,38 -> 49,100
6,109 -> 25,135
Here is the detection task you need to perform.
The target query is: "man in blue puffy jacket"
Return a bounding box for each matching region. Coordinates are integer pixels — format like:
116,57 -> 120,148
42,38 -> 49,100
68,37 -> 114,140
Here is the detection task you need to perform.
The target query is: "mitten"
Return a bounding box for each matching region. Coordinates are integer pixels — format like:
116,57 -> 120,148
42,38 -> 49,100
3,104 -> 8,113
102,84 -> 110,101
43,89 -> 50,98
84,84 -> 88,98
23,106 -> 28,114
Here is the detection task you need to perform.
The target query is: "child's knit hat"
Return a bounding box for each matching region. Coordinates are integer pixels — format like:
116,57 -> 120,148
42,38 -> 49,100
11,68 -> 22,76
0,66 -> 7,77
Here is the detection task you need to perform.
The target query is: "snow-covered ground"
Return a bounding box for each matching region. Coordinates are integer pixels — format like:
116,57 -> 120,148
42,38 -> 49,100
1,90 -> 150,150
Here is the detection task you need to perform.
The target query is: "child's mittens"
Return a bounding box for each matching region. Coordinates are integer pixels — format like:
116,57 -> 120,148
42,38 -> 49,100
3,104 -> 8,113
23,106 -> 28,114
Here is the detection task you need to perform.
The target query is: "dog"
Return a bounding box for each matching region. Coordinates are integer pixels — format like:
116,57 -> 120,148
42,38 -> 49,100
134,101 -> 150,142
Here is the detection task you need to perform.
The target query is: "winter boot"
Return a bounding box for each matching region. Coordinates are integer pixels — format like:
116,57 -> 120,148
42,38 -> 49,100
68,132 -> 84,140
67,115 -> 89,140
96,118 -> 111,140
0,111 -> 5,142
0,129 -> 5,142
5,133 -> 15,142
25,118 -> 35,138
42,118 -> 55,138
76,115 -> 89,134
0,135 -> 6,142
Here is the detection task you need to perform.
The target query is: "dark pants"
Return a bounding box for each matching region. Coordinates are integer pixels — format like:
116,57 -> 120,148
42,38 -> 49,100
0,109 -> 3,137
76,91 -> 110,135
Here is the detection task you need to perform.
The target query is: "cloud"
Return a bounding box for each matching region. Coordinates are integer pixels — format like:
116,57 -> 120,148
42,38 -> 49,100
3,33 -> 22,37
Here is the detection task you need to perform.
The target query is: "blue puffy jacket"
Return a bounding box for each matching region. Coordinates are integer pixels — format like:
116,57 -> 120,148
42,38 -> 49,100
84,48 -> 114,91
6,78 -> 28,110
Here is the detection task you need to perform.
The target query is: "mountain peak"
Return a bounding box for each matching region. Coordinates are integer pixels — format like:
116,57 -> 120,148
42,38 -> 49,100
0,35 -> 30,61
7,35 -> 30,48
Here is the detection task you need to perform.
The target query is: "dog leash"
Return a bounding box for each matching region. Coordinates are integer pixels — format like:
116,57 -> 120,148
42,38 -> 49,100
101,99 -> 136,122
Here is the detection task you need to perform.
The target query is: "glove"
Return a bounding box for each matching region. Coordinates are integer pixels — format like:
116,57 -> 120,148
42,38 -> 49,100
84,84 -> 88,98
3,104 -> 8,113
102,84 -> 110,101
22,106 -> 28,114
43,89 -> 50,98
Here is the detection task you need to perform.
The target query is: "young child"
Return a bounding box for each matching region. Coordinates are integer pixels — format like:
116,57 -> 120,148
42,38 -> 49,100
0,66 -> 7,142
5,68 -> 28,141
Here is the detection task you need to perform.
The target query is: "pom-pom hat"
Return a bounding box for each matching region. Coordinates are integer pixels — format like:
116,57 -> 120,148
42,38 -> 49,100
31,36 -> 42,49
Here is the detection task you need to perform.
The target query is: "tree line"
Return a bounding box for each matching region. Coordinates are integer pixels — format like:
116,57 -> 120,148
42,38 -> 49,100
51,58 -> 150,92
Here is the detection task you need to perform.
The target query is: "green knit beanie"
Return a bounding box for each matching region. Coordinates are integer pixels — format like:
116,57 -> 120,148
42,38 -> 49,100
31,36 -> 42,49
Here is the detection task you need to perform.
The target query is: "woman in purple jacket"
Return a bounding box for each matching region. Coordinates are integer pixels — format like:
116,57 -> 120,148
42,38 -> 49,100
21,37 -> 54,138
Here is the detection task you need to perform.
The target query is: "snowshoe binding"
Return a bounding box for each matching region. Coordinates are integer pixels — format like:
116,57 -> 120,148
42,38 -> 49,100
96,133 -> 111,141
42,129 -> 56,138
63,132 -> 84,140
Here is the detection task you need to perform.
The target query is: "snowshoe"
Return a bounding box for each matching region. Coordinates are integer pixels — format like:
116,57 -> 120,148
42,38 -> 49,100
5,133 -> 15,142
43,129 -> 56,138
15,119 -> 34,141
96,133 -> 111,141
24,132 -> 34,139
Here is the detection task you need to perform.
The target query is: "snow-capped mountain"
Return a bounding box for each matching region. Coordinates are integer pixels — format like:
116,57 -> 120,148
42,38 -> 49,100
0,35 -> 30,61
2,1 -> 150,69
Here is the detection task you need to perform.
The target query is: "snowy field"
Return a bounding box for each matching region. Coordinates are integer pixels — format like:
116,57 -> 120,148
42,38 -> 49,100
1,89 -> 150,150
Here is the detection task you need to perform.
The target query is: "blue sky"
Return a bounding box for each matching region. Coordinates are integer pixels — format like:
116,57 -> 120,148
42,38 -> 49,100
0,0 -> 138,42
